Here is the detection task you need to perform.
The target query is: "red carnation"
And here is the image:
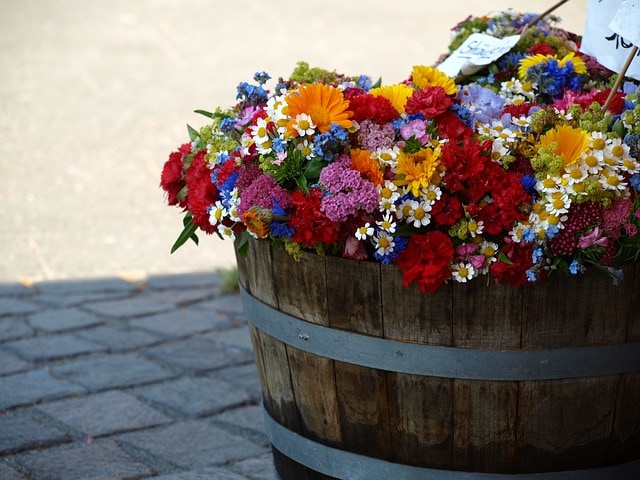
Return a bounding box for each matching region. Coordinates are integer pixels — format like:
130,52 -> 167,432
489,240 -> 534,287
160,143 -> 190,207
528,44 -> 556,56
405,86 -> 453,119
593,89 -> 625,114
185,151 -> 217,234
289,189 -> 341,248
348,92 -> 399,125
396,230 -> 454,293
431,194 -> 464,226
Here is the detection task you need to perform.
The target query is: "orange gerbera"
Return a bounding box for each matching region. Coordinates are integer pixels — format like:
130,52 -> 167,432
285,83 -> 353,134
350,149 -> 384,186
538,124 -> 589,168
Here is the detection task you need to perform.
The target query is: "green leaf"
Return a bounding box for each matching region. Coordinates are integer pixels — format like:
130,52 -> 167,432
372,76 -> 382,89
304,159 -> 325,180
497,251 -> 513,265
236,230 -> 250,257
194,109 -> 214,119
295,174 -> 309,195
186,124 -> 199,142
170,214 -> 199,253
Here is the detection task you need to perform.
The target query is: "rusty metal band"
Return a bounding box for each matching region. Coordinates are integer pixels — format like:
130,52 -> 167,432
265,411 -> 640,480
240,286 -> 640,381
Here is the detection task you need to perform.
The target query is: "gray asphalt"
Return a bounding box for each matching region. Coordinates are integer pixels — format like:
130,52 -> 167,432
0,1 -> 587,479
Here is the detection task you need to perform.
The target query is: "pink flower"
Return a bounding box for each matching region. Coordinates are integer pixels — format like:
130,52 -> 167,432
625,223 -> 638,236
578,227 -> 608,249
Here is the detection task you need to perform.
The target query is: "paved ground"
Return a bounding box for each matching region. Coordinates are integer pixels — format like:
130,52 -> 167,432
0,1 -> 588,479
0,272 -> 276,480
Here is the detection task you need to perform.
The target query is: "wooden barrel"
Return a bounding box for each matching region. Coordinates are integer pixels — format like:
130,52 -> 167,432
235,238 -> 640,479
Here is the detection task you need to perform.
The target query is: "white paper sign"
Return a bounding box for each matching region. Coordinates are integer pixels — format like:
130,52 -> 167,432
438,33 -> 521,77
581,0 -> 640,80
609,0 -> 640,45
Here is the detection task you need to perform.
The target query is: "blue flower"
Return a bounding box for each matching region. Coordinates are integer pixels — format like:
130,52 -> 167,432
312,125 -> 348,161
568,259 -> 583,275
629,173 -> 640,191
357,75 -> 373,92
526,269 -> 538,282
253,71 -> 271,84
220,117 -> 237,134
236,81 -> 268,105
520,174 -> 537,196
532,247 -> 544,264
522,228 -> 535,242
546,224 -> 560,239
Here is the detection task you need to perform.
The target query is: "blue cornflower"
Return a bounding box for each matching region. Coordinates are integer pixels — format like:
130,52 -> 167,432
270,221 -> 294,238
216,151 -> 230,165
452,104 -> 475,128
219,117 -> 237,134
236,81 -> 268,105
373,235 -> 408,264
520,175 -> 538,196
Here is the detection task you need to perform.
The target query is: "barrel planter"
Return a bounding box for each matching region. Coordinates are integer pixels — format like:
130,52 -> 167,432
235,238 -> 640,479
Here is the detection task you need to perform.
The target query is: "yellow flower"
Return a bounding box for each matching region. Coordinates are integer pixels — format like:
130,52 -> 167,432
370,84 -> 413,114
394,147 -> 441,196
411,65 -> 457,95
285,83 -> 353,134
518,53 -> 587,80
538,125 -> 590,168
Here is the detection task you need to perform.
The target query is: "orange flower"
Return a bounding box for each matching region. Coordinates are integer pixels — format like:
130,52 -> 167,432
240,207 -> 271,238
285,83 -> 353,134
394,147 -> 441,196
350,149 -> 384,186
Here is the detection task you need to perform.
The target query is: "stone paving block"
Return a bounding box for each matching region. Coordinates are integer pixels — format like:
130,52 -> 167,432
38,390 -> 173,437
0,348 -> 31,376
130,308 -> 235,338
148,467 -> 249,480
33,278 -> 137,295
203,326 -> 253,350
0,462 -> 28,480
11,439 -> 154,480
5,333 -> 106,361
0,410 -> 71,455
28,307 -> 102,332
145,337 -> 253,374
193,294 -> 245,318
51,353 -> 175,390
0,298 -> 41,316
0,283 -> 31,297
0,318 -> 34,341
213,405 -> 267,436
75,324 -> 164,351
136,377 -> 252,418
116,420 -> 267,469
0,369 -> 85,409
145,272 -> 222,291
147,287 -> 219,307
231,454 -> 278,480
213,363 -> 262,401
32,291 -> 132,308
83,293 -> 176,318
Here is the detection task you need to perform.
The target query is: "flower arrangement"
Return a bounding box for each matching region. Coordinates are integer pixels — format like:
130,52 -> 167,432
161,10 -> 640,293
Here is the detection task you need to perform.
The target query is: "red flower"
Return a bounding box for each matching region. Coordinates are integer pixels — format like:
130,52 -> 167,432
489,240 -> 534,287
160,143 -> 190,207
347,92 -> 399,125
528,43 -> 556,56
396,230 -> 454,293
431,194 -> 463,226
185,151 -> 217,234
289,189 -> 341,247
435,110 -> 473,141
405,86 -> 453,119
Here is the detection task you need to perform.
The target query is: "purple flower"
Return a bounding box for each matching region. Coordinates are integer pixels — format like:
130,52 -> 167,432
319,155 -> 379,222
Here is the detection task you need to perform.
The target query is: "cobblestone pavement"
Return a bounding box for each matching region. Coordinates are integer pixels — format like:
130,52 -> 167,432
0,272 -> 276,480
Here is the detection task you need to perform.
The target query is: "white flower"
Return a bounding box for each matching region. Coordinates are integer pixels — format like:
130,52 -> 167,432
292,113 -> 316,136
355,223 -> 374,240
374,231 -> 396,256
452,262 -> 476,283
376,213 -> 397,233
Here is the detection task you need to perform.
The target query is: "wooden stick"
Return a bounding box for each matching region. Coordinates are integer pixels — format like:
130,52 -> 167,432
603,45 -> 639,112
524,0 -> 571,29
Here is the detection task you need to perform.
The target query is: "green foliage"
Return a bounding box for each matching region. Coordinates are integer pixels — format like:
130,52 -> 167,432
290,61 -> 340,84
171,213 -> 199,253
